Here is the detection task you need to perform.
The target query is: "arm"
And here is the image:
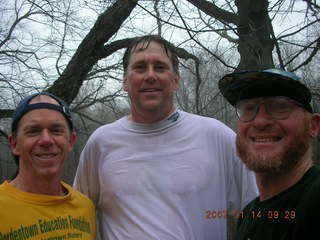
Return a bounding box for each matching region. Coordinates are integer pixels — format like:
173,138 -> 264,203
73,138 -> 102,240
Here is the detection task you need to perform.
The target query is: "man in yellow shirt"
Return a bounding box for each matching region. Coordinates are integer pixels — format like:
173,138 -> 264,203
0,92 -> 96,240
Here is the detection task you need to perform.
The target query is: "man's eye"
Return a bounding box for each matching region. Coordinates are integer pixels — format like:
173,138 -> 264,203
52,129 -> 64,134
155,65 -> 167,71
242,104 -> 256,112
26,129 -> 40,135
273,103 -> 291,112
134,65 -> 146,70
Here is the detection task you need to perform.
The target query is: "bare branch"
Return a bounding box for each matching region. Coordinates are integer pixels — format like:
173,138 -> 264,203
291,38 -> 320,71
0,109 -> 14,118
46,0 -> 139,104
154,0 -> 162,36
277,19 -> 319,40
186,0 -> 239,26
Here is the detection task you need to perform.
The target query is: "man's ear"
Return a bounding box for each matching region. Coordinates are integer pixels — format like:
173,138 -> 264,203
123,76 -> 128,92
173,73 -> 180,91
68,132 -> 77,152
310,113 -> 320,137
8,135 -> 19,156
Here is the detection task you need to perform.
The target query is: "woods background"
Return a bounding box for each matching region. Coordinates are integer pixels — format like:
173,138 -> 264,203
0,0 -> 319,184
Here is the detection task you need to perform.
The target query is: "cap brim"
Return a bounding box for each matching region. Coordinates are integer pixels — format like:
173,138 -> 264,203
219,70 -> 312,110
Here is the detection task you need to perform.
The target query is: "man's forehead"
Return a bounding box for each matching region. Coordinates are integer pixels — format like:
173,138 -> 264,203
131,41 -> 169,55
29,95 -> 60,105
19,108 -> 69,129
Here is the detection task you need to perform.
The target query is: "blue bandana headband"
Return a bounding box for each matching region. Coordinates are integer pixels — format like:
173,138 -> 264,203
11,92 -> 73,132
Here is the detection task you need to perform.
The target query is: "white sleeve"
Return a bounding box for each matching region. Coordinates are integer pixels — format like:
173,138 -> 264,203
73,137 -> 102,240
228,153 -> 258,211
223,127 -> 258,212
73,138 -> 101,205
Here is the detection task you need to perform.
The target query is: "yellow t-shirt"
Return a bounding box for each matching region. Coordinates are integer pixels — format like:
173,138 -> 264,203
0,181 -> 96,240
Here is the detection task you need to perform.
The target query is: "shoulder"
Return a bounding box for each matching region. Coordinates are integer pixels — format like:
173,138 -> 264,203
181,111 -> 230,126
302,166 -> 320,196
91,118 -> 123,138
63,182 -> 95,208
0,181 -> 7,189
84,117 -> 126,148
242,198 -> 258,212
0,181 -> 10,199
292,166 -> 320,216
302,166 -> 320,191
180,111 -> 236,137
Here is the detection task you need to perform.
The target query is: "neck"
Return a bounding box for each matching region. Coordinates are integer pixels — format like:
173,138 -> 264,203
10,174 -> 66,196
130,106 -> 176,124
256,157 -> 313,201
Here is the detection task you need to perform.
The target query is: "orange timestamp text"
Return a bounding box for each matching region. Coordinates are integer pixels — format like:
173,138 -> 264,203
249,210 -> 296,220
205,210 -> 296,220
205,210 -> 244,219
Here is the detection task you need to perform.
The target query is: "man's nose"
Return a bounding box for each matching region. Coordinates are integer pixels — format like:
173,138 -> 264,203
38,129 -> 54,146
144,66 -> 157,82
252,104 -> 274,128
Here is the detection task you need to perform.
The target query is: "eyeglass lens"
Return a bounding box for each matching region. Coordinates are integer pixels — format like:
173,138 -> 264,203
236,97 -> 298,122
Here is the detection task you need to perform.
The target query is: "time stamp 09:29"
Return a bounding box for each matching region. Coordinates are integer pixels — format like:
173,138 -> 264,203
205,210 -> 296,220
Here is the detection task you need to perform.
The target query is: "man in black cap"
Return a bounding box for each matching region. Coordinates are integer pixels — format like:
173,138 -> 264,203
219,69 -> 320,240
0,92 -> 96,240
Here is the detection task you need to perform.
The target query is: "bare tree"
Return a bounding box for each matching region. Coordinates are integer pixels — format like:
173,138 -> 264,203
1,0 -> 318,119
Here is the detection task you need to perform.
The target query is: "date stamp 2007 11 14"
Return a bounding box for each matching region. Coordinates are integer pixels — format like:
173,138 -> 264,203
205,210 -> 296,220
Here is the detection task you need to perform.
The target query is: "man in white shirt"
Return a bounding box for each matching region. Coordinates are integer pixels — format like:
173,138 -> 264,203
74,35 -> 257,240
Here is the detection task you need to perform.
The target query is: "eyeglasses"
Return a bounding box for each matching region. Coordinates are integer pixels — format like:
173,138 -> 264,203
235,96 -> 302,122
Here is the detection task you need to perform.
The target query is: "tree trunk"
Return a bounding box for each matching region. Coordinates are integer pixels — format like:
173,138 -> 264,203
235,0 -> 274,70
47,0 -> 139,104
186,0 -> 275,71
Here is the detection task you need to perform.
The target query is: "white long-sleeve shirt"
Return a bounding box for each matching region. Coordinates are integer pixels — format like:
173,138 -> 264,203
74,110 -> 257,240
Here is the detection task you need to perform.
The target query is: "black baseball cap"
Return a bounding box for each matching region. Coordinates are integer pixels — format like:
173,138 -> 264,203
218,69 -> 313,113
11,92 -> 73,132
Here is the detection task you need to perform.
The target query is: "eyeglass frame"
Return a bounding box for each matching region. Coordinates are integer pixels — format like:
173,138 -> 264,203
235,96 -> 304,122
